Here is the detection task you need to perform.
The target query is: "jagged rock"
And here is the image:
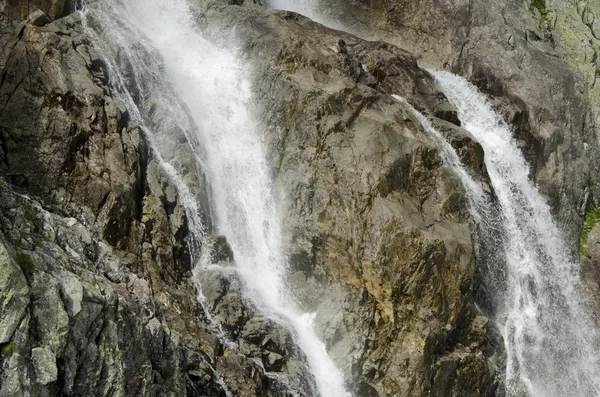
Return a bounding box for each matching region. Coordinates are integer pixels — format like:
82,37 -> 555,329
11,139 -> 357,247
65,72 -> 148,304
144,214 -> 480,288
199,265 -> 318,394
0,7 -> 286,396
31,347 -> 58,385
0,238 -> 29,345
310,0 -> 599,248
209,235 -> 234,263
582,223 -> 600,326
191,2 -> 499,395
28,9 -> 51,26
432,101 -> 461,127
3,0 -> 78,21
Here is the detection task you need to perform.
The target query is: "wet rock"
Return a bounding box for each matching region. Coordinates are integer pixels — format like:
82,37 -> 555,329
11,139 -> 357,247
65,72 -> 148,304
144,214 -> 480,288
0,8 -> 271,396
315,0 -> 599,248
433,101 -> 461,127
190,2 -> 499,395
582,223 -> 600,326
4,0 -> 593,395
210,235 -> 234,264
3,0 -> 79,21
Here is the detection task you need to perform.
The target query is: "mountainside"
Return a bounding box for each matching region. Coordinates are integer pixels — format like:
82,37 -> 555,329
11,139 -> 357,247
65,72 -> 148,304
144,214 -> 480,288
0,0 -> 599,396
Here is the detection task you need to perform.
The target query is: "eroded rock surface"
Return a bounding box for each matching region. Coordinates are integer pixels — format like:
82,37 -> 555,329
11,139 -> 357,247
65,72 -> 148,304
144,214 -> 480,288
306,0 -> 600,248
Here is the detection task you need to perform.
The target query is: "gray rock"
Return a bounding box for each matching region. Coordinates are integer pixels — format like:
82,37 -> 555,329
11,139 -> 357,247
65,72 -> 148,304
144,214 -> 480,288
209,235 -> 234,264
28,9 -> 51,26
190,2 -> 499,395
31,346 -> 58,385
0,237 -> 29,345
309,0 -> 599,249
2,0 -> 593,395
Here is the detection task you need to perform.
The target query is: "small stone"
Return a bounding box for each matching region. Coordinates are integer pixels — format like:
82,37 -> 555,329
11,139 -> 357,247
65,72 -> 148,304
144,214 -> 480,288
263,351 -> 285,372
31,346 -> 58,385
210,235 -> 234,264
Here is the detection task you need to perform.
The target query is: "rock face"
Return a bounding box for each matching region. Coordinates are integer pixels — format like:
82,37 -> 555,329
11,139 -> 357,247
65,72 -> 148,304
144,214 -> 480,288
301,0 -> 600,249
0,0 -> 598,397
0,3 -> 315,396
192,2 -> 498,395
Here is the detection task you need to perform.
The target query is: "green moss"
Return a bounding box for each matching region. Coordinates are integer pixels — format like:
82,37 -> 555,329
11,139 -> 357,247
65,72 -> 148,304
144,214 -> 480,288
529,0 -> 548,22
17,253 -> 36,277
160,366 -> 174,380
0,342 -> 14,356
580,206 -> 600,254
171,387 -> 182,397
22,204 -> 36,224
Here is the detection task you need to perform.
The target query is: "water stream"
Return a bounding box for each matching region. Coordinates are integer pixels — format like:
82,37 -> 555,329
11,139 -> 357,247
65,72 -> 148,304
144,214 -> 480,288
430,70 -> 600,397
83,0 -> 350,395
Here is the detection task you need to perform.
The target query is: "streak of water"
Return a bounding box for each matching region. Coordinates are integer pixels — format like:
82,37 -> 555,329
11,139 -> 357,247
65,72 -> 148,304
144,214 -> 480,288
81,4 -> 232,393
431,70 -> 600,397
262,0 -> 349,32
83,0 -> 350,395
392,95 -> 487,213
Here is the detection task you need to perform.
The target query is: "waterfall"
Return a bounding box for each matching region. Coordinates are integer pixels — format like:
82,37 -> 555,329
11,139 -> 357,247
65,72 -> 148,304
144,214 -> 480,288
263,1 -> 600,392
429,70 -> 600,397
82,0 -> 350,396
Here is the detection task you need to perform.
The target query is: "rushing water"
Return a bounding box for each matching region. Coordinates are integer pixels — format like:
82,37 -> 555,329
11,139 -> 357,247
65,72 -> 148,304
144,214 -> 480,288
83,0 -> 350,395
430,70 -> 600,397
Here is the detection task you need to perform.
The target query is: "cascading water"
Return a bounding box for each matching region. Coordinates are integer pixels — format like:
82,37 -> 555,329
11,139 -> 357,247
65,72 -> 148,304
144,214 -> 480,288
262,0 -> 348,32
391,95 -> 487,211
82,0 -> 350,396
429,70 -> 600,397
264,1 -> 600,392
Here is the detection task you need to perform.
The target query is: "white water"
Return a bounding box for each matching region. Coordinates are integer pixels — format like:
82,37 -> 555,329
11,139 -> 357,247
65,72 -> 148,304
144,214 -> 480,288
391,95 -> 487,213
430,70 -> 600,397
82,0 -> 600,394
84,0 -> 350,396
81,3 -> 235,393
262,0 -> 348,32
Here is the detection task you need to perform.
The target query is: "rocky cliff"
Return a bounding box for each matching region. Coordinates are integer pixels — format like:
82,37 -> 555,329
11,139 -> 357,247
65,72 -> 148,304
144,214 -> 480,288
0,0 -> 598,396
